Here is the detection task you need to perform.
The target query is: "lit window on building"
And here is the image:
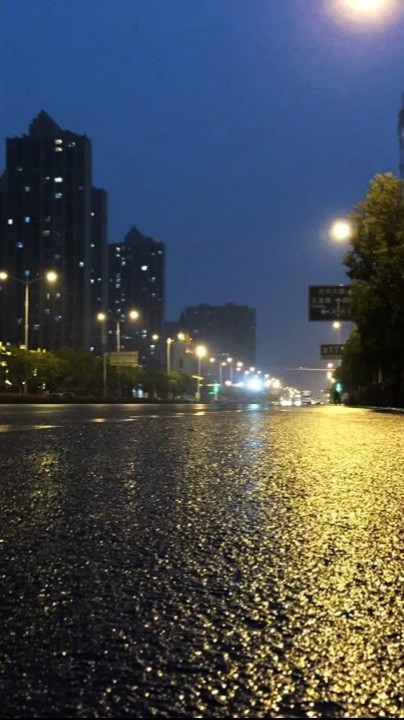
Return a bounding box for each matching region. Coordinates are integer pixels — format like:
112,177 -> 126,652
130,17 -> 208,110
17,166 -> 23,172
24,216 -> 31,223
24,186 -> 30,192
141,265 -> 148,271
67,141 -> 76,148
79,261 -> 84,268
54,193 -> 62,199
56,293 -> 61,299
54,177 -> 63,183
45,216 -> 51,222
42,230 -> 50,237
55,139 -> 63,145
91,212 -> 95,217
7,219 -> 13,225
90,279 -> 95,284
91,243 -> 95,248
45,308 -> 51,315
17,242 -> 23,249
55,147 -> 63,153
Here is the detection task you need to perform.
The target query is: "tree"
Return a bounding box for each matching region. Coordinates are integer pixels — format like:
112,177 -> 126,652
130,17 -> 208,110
343,173 -> 404,405
55,347 -> 101,393
5,347 -> 36,392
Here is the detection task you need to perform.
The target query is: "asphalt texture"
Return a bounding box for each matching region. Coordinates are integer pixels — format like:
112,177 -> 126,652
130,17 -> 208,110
0,403 -> 403,718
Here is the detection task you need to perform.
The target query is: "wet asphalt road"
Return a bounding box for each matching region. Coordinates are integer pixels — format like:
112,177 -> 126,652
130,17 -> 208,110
0,403 -> 403,718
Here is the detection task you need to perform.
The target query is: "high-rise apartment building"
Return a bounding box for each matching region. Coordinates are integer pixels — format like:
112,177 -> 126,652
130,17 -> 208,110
179,302 -> 256,366
0,111 -> 108,350
108,226 -> 165,367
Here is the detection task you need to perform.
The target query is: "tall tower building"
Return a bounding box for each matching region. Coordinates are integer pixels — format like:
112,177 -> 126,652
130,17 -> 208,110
108,226 -> 165,367
0,111 -> 108,350
179,302 -> 256,366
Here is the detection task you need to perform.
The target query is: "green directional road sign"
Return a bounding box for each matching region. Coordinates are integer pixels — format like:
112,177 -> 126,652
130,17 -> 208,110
309,285 -> 352,321
320,344 -> 344,361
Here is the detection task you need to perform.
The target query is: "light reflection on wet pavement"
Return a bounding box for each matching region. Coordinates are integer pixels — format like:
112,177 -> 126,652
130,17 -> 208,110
0,404 -> 402,718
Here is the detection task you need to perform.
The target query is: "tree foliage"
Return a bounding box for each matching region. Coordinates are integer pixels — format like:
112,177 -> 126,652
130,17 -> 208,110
341,173 -> 404,403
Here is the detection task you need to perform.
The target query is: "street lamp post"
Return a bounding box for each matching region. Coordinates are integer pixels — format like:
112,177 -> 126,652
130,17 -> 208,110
116,309 -> 140,353
195,344 -> 207,402
0,270 -> 58,351
219,361 -> 226,385
97,312 -> 108,397
227,357 -> 233,383
166,333 -> 187,374
166,337 -> 173,373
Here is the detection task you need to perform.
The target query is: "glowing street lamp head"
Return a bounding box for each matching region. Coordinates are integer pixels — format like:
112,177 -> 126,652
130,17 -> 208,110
333,321 -> 341,329
332,0 -> 398,26
227,357 -> 233,364
152,334 -> 159,341
128,309 -> 139,321
0,271 -> 8,281
195,344 -> 207,359
97,312 -> 107,322
45,271 -> 58,283
330,219 -> 353,242
177,332 -> 185,341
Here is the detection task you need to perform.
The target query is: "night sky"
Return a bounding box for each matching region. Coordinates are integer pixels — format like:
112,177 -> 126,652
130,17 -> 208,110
2,0 -> 404,391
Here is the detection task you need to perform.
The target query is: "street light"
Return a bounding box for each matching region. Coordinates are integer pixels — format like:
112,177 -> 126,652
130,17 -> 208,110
329,219 -> 353,243
0,270 -> 58,350
219,361 -> 226,385
331,0 -> 397,22
166,333 -> 187,374
195,344 -> 207,401
116,309 -> 140,353
227,357 -> 233,383
166,337 -> 174,373
97,312 -> 108,397
333,320 -> 342,344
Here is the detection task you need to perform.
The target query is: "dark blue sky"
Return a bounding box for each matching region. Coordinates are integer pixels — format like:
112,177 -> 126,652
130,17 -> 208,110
2,0 -> 404,388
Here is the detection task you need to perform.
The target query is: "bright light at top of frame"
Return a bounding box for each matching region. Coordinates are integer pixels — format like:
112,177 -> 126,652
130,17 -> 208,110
331,0 -> 400,26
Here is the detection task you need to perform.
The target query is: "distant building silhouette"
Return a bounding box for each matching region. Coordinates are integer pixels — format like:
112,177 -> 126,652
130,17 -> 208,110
179,302 -> 256,366
0,111 -> 108,350
108,226 -> 165,367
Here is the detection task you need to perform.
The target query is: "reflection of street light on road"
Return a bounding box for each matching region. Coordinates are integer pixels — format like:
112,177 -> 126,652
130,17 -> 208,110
0,269 -> 58,350
195,345 -> 207,402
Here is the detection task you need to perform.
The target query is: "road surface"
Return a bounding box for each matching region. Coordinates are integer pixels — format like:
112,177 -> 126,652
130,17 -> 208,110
0,403 -> 402,718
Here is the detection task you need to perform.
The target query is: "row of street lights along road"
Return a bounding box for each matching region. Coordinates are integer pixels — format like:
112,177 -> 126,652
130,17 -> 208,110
164,333 -> 282,402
